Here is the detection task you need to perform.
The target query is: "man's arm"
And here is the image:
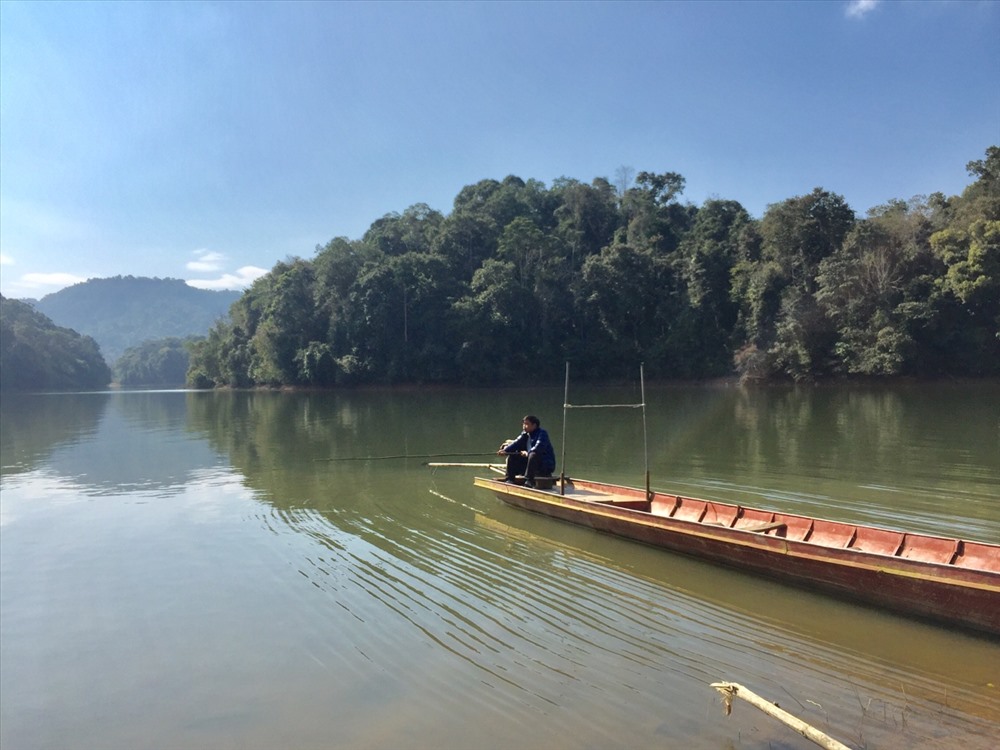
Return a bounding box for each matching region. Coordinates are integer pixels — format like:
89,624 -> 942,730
500,431 -> 528,454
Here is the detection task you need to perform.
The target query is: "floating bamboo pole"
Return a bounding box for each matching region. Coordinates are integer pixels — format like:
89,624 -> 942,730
710,682 -> 852,750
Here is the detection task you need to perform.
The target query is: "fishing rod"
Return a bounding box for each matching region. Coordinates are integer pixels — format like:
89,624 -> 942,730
427,462 -> 506,471
315,452 -> 496,462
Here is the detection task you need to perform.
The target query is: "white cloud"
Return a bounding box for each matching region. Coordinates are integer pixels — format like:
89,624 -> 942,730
186,265 -> 268,291
0,256 -> 92,296
845,0 -> 879,19
19,272 -> 89,290
186,249 -> 226,272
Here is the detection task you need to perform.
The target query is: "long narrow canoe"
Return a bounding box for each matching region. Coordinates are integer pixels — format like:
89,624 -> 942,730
474,476 -> 1000,637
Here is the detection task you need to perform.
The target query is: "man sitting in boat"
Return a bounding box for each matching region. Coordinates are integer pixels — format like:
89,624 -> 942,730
497,415 -> 556,487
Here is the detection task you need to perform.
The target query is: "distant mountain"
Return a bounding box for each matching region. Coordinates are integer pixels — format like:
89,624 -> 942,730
1,295 -> 111,391
33,276 -> 240,364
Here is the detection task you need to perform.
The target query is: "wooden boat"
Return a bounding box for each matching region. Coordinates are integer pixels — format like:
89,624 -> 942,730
473,475 -> 1000,637
474,365 -> 999,636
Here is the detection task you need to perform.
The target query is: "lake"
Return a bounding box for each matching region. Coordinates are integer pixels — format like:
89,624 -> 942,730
1,382 -> 998,749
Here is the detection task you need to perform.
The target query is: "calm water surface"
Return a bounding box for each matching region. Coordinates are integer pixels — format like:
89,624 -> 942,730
1,383 -> 998,750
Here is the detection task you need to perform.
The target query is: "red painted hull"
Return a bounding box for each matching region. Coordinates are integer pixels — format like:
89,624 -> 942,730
474,476 -> 1000,637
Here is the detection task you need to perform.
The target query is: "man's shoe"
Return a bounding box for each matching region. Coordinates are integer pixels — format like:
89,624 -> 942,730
524,480 -> 536,488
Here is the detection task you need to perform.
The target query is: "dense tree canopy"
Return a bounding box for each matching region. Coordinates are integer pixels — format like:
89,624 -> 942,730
188,148 -> 1000,387
1,296 -> 111,391
114,337 -> 196,386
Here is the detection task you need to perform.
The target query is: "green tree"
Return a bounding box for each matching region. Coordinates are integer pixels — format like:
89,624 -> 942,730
912,147 -> 1000,376
577,243 -> 668,372
817,198 -> 942,375
734,188 -> 855,379
1,296 -> 111,391
237,259 -> 321,385
620,171 -> 694,255
676,199 -> 752,374
186,321 -> 230,388
115,337 -> 193,385
362,203 -> 444,256
313,236 -> 377,375
451,258 -> 534,382
958,145 -> 1000,225
348,252 -> 459,382
552,177 -> 620,267
929,220 -> 1000,374
431,212 -> 499,282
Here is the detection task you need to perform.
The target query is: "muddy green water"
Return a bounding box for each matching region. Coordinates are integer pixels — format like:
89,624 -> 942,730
1,383 -> 998,749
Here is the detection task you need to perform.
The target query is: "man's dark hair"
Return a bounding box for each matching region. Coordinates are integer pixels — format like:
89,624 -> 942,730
523,415 -> 540,427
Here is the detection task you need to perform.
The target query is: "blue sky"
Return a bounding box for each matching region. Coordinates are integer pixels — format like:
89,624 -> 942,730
1,0 -> 997,298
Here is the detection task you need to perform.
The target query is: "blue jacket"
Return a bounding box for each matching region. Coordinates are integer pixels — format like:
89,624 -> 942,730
504,427 -> 556,474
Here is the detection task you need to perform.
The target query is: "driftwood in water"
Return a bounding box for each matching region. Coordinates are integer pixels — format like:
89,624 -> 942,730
710,682 -> 852,750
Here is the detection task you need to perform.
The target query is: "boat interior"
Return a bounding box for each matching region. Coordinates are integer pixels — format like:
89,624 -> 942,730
494,477 -> 1000,572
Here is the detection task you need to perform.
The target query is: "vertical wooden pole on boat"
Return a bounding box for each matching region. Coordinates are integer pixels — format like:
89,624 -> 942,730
560,362 -> 569,496
641,363 -> 650,502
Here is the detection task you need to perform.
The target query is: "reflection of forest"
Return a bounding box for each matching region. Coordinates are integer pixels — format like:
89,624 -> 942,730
0,392 -> 110,476
647,383 -> 1000,476
646,383 -> 1000,536
1,392 -> 220,495
183,389 -> 467,511
729,386 -> 953,472
181,384 -> 1000,538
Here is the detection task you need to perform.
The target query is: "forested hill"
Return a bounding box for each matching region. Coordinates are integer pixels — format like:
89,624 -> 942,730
1,296 -> 111,391
34,277 -> 239,364
187,147 -> 1000,388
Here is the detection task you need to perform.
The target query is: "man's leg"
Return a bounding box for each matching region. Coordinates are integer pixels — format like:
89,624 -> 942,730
505,453 -> 527,481
525,453 -> 551,483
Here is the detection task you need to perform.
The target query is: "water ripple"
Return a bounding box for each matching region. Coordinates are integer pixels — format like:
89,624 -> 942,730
250,488 -> 999,749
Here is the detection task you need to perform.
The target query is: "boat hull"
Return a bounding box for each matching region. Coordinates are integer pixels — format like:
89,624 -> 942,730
474,477 -> 1000,637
